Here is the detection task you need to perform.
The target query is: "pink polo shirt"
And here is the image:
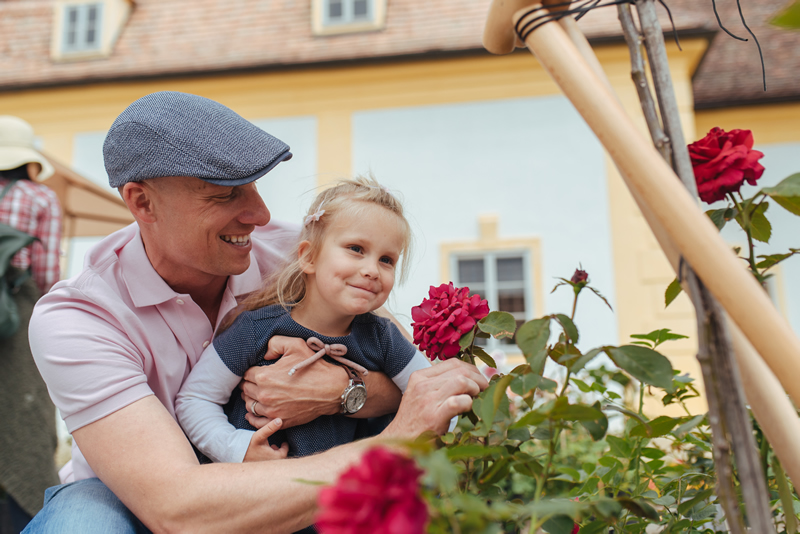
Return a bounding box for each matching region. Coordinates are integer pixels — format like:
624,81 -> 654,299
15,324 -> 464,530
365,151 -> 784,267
29,221 -> 298,483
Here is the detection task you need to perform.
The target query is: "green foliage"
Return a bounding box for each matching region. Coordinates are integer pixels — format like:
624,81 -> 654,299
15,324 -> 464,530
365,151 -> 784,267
412,270 -> 800,533
770,0 -> 800,28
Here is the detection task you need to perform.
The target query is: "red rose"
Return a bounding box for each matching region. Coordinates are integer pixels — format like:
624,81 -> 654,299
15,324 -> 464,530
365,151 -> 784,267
688,127 -> 765,204
316,448 -> 428,534
411,282 -> 489,360
572,525 -> 580,534
570,269 -> 589,284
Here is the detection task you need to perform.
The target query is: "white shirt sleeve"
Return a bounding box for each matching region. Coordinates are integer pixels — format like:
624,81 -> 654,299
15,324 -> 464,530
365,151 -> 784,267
390,350 -> 430,393
174,344 -> 254,463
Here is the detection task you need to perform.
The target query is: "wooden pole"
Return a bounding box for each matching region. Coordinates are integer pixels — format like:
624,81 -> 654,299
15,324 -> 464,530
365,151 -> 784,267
505,6 -> 800,416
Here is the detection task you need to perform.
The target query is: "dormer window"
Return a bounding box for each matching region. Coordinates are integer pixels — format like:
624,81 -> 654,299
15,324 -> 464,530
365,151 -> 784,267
51,0 -> 133,62
63,3 -> 103,53
312,0 -> 386,36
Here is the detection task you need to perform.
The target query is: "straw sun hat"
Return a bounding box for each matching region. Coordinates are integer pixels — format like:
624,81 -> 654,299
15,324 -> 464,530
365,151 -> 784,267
0,115 -> 55,181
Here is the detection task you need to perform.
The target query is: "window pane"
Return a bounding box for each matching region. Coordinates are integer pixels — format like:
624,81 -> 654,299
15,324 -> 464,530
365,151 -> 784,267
497,257 -> 523,282
458,259 -> 484,284
498,289 -> 525,313
353,0 -> 368,17
86,6 -> 97,44
67,7 -> 78,45
328,0 -> 343,19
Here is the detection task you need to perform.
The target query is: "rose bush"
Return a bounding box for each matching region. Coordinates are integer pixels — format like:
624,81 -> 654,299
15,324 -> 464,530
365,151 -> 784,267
316,447 -> 428,534
411,282 -> 489,360
687,126 -> 765,203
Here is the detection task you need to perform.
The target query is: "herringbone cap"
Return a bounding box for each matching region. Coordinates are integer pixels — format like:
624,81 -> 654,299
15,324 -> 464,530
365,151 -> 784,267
104,91 -> 292,187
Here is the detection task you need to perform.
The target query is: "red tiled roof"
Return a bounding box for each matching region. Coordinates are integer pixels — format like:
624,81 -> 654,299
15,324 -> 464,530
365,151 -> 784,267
1,0 -> 797,109
692,0 -> 800,108
0,0 -> 713,88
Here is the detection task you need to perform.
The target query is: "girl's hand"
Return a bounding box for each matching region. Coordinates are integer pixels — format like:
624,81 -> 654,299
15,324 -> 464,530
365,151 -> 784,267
243,418 -> 289,462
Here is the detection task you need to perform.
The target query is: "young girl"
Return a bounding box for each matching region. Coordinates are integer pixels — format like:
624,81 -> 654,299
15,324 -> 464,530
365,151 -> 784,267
175,176 -> 430,464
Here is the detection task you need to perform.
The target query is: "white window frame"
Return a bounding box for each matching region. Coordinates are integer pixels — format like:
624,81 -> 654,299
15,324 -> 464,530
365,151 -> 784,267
451,251 -> 534,353
311,0 -> 387,36
61,3 -> 104,54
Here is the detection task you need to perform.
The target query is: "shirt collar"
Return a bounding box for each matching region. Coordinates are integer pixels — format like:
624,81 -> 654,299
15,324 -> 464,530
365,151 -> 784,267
120,228 -> 264,308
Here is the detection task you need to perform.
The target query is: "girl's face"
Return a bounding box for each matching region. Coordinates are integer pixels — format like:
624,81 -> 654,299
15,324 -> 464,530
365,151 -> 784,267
299,204 -> 406,332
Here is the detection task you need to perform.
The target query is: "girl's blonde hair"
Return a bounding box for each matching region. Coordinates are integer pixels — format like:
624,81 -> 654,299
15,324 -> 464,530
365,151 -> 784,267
226,175 -> 412,328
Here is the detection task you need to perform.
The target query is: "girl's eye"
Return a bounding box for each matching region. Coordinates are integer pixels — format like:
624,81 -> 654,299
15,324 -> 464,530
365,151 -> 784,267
380,256 -> 395,266
349,245 -> 363,253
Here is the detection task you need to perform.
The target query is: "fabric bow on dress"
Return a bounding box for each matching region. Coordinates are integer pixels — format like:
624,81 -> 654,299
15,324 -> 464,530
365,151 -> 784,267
288,336 -> 369,376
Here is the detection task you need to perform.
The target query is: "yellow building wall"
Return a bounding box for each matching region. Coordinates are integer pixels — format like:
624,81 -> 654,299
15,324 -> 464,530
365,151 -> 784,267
0,39 -> 711,414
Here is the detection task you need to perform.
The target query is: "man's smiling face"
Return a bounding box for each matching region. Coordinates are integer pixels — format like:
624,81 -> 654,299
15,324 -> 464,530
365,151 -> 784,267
144,176 -> 270,289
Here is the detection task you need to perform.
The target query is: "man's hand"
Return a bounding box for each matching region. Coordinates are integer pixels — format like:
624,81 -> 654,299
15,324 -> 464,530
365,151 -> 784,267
241,336 -> 342,428
241,336 -> 403,429
382,359 -> 489,438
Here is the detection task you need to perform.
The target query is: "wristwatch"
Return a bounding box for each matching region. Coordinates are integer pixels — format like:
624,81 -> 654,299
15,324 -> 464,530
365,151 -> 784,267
340,366 -> 367,415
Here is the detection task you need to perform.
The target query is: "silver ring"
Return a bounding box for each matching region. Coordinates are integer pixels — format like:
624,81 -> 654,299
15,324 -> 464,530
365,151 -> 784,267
251,400 -> 260,417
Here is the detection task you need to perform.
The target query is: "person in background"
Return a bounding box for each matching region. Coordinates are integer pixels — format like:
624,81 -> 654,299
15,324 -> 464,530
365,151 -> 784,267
0,116 -> 62,533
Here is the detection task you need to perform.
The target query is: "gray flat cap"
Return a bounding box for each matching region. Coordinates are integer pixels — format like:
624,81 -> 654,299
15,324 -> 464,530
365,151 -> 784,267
104,91 -> 292,188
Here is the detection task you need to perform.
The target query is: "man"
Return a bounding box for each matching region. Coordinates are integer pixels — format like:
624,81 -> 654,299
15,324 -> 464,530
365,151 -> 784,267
0,116 -> 62,533
25,92 -> 486,533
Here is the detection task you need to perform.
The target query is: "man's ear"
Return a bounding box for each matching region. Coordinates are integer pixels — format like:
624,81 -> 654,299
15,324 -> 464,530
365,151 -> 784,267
121,182 -> 157,224
298,240 -> 315,274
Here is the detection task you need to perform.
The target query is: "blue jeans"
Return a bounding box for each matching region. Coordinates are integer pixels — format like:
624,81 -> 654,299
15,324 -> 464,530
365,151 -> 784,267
22,478 -> 151,534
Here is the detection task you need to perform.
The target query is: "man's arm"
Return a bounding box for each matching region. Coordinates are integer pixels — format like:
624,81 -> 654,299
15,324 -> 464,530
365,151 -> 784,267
240,336 -> 402,428
74,359 -> 488,533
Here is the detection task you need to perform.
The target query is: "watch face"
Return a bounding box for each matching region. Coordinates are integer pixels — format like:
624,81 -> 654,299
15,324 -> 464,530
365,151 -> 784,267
345,385 -> 367,413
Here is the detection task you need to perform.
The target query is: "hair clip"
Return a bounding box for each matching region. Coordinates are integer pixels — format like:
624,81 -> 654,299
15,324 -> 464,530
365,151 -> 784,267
304,209 -> 325,226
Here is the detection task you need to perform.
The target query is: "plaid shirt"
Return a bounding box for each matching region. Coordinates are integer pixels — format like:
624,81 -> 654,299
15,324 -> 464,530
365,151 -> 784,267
0,177 -> 62,294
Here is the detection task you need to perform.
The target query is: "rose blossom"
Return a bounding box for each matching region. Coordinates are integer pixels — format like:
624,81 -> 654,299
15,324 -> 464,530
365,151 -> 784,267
316,448 -> 428,534
570,269 -> 589,284
411,282 -> 489,360
687,127 -> 765,204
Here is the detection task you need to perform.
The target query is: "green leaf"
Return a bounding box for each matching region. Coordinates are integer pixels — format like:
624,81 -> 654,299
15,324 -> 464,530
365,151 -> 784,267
472,346 -> 498,368
617,497 -> 659,520
478,458 -> 511,486
606,435 -> 632,458
630,328 -> 689,349
570,348 -> 602,374
763,173 -> 800,215
676,489 -> 715,515
578,520 -> 609,534
510,371 -> 542,396
774,458 -> 798,534
587,286 -> 613,311
492,374 -> 514,412
554,313 -> 579,344
579,401 -> 608,441
771,1 -> 800,30
512,452 -> 543,478
756,248 -> 800,270
604,345 -> 675,392
672,414 -> 705,437
706,207 -> 734,230
541,516 -> 575,534
665,278 -> 683,308
630,415 -> 682,438
445,444 -> 507,461
748,201 -> 772,243
507,426 -> 530,442
550,397 -> 605,423
458,327 -> 475,350
517,318 -> 551,355
477,311 -> 517,340
556,466 -> 581,481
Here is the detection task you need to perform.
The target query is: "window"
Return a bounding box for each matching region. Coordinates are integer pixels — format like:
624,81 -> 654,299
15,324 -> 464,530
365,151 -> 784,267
62,3 -> 103,53
312,0 -> 386,35
453,252 -> 531,352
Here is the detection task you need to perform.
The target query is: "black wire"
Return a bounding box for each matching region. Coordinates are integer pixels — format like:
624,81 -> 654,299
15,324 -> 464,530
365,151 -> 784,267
515,0 -> 634,42
657,0 -> 682,51
712,0 -> 748,41
735,0 -> 767,91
